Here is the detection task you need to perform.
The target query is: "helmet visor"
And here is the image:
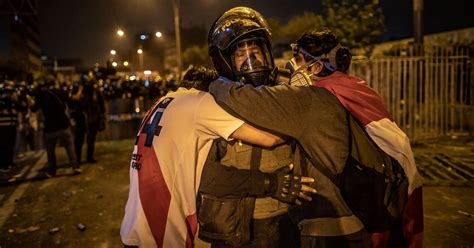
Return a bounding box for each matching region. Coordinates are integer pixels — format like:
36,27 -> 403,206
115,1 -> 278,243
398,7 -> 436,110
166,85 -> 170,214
230,38 -> 272,76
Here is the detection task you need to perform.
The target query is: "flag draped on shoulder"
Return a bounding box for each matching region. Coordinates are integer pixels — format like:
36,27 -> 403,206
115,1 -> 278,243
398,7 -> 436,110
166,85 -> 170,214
314,71 -> 424,248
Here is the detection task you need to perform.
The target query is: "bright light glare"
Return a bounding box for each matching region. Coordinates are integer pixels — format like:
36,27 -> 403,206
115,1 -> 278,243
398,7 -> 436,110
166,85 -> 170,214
123,61 -> 129,66
137,49 -> 143,54
112,61 -> 118,67
144,70 -> 152,75
117,30 -> 124,36
110,49 -> 116,55
155,31 -> 162,38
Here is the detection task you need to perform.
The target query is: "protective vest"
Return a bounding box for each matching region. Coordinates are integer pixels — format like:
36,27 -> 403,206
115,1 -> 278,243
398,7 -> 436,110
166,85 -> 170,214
221,140 -> 293,219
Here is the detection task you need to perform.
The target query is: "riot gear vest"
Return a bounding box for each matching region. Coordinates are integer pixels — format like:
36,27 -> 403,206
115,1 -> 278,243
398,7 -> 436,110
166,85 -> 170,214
220,140 -> 293,219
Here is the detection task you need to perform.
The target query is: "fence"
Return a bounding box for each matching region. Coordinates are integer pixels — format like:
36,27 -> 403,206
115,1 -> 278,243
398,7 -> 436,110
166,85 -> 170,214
349,45 -> 472,141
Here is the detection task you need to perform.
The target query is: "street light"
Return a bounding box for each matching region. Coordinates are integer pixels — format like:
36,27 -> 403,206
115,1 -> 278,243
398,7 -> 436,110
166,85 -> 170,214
155,31 -> 162,38
110,49 -> 117,55
117,29 -> 124,36
112,61 -> 118,67
137,48 -> 144,70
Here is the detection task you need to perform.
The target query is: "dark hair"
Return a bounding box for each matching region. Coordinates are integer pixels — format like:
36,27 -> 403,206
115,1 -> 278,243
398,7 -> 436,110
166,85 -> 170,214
179,65 -> 219,92
335,46 -> 352,73
296,28 -> 352,75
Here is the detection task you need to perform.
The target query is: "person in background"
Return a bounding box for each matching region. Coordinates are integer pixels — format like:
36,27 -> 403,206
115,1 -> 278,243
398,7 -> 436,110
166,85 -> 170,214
69,80 -> 87,165
82,72 -> 106,164
0,81 -> 26,173
29,76 -> 81,177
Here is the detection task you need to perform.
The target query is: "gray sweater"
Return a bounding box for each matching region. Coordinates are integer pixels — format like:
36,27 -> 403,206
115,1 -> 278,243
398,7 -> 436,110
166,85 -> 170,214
209,78 -> 365,236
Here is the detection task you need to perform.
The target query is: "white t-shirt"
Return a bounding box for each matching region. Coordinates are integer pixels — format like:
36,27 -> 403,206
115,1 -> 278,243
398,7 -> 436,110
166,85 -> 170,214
120,88 -> 244,247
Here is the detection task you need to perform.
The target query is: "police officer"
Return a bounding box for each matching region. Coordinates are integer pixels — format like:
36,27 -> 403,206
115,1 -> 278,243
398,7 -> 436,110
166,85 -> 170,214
0,81 -> 26,172
198,7 -> 303,248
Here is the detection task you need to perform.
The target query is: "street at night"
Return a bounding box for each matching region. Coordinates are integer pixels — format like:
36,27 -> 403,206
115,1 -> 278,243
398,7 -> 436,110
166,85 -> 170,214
0,138 -> 473,247
1,0 -> 474,247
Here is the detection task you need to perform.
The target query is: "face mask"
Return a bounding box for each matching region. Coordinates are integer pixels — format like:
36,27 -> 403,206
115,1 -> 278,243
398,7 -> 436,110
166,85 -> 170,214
289,59 -> 319,87
290,43 -> 341,73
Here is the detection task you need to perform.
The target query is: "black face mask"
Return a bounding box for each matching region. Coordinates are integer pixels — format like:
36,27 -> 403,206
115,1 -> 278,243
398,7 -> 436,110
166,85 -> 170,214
241,71 -> 271,87
239,54 -> 263,73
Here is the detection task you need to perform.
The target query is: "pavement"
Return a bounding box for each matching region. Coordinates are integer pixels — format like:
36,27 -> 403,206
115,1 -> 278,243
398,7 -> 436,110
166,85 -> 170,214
0,137 -> 472,247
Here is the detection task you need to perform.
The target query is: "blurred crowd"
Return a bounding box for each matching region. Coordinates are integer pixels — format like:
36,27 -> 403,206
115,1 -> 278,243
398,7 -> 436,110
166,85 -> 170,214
0,71 -> 178,175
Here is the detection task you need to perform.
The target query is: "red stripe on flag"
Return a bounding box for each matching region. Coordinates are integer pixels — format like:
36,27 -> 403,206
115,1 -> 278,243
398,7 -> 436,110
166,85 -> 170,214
403,187 -> 423,248
314,71 -> 392,126
137,134 -> 171,248
185,213 -> 197,248
371,187 -> 423,248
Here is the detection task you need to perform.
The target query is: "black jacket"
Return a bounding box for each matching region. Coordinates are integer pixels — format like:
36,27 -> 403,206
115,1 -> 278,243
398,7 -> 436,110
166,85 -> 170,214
31,89 -> 70,133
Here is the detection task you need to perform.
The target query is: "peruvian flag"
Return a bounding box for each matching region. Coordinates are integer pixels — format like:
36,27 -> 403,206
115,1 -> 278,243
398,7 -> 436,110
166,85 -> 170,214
314,71 -> 424,248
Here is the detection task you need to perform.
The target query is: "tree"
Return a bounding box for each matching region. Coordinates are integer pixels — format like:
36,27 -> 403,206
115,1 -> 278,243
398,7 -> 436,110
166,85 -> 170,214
279,12 -> 325,43
267,17 -> 283,41
271,0 -> 385,53
322,0 -> 385,50
182,45 -> 211,68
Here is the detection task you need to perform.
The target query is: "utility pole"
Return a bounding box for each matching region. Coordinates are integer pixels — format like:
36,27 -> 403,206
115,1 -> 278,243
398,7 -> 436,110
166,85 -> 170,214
172,0 -> 183,80
413,0 -> 424,45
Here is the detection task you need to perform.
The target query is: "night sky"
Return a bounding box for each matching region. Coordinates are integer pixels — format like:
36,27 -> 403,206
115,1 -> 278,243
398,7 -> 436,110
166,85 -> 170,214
37,0 -> 474,66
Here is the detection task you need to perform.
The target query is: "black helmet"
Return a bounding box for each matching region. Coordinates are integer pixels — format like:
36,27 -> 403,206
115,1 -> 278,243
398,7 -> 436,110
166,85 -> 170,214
208,7 -> 275,86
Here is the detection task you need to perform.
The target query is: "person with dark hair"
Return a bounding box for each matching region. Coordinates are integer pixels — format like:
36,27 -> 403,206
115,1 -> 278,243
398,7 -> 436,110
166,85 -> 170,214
81,72 -> 106,164
289,28 -> 423,248
120,64 -> 314,247
69,81 -> 87,165
178,65 -> 219,91
208,28 -> 420,248
29,77 -> 81,177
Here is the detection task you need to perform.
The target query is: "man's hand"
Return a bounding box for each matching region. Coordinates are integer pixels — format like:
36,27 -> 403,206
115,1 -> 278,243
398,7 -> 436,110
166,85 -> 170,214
265,164 -> 316,205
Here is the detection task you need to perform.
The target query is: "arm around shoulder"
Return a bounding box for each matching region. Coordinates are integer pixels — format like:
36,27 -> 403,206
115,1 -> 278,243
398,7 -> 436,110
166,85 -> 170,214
230,123 -> 284,147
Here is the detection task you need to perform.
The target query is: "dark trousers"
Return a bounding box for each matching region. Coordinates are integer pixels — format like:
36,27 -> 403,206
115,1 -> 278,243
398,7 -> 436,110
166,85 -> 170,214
86,122 -> 98,161
16,127 -> 37,152
44,128 -> 78,175
73,114 -> 86,163
300,229 -> 371,248
73,115 -> 98,163
0,126 -> 17,169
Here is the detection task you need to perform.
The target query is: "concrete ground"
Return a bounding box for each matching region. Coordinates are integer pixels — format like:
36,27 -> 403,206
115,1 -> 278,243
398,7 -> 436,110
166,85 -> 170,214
0,137 -> 473,247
